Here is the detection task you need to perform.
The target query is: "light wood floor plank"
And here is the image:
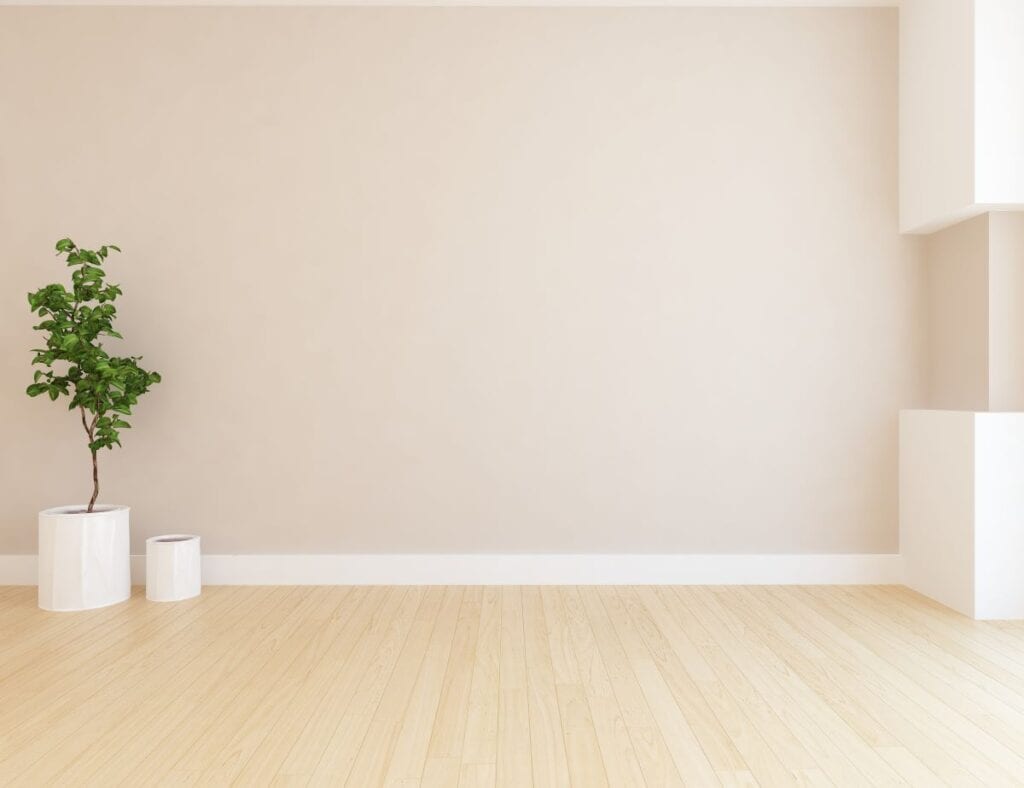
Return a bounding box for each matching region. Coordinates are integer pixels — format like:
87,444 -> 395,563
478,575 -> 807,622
307,586 -> 437,783
762,587 -> 1016,785
1,586 -> 254,784
521,586 -> 571,788
326,586 -> 454,785
380,586 -> 465,786
557,586 -> 645,788
577,587 -> 686,786
626,586 -> 806,783
226,585 -> 389,783
160,587 -> 357,782
735,589 -> 966,784
889,586 -> 1024,669
0,590 -> 163,697
459,586 -> 501,780
21,586 -> 295,785
3,585 -> 1024,786
120,586 -> 321,784
538,587 -> 609,788
821,586 -> 1024,744
720,588 -> 902,750
496,586 -> 533,787
631,587 -> 818,779
598,586 -> 723,785
267,586 -> 413,779
786,587 -> 1024,781
852,586 -> 1024,711
193,586 -> 373,784
0,587 -> 45,630
859,586 -> 1024,699
0,588 -> 139,660
679,587 -> 906,786
664,586 -> 868,787
426,586 -> 483,767
748,589 -> 989,786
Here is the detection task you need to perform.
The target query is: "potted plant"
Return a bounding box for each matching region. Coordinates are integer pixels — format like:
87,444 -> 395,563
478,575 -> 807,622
27,238 -> 161,611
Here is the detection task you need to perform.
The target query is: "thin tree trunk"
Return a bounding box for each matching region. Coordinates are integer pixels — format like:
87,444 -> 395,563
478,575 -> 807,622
80,406 -> 100,513
88,450 -> 99,513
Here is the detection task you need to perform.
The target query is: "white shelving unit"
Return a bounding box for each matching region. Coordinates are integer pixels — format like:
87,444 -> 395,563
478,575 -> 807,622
900,409 -> 1024,619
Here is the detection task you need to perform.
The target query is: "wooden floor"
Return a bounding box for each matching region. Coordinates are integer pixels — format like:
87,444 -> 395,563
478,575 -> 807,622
3,587 -> 1024,786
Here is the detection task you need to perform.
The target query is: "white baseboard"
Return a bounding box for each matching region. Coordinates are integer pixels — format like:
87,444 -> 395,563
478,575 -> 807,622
1,553 -> 903,586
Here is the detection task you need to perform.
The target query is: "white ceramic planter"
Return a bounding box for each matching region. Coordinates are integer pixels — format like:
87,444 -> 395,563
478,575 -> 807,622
146,535 -> 201,602
38,505 -> 131,612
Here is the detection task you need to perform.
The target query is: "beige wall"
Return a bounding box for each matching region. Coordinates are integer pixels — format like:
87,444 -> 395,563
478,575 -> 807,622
922,211 -> 1024,412
988,212 -> 1024,410
0,7 -> 923,555
924,214 -> 990,410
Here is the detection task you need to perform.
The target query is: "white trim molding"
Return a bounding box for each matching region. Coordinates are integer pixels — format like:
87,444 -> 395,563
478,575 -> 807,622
0,552 -> 903,586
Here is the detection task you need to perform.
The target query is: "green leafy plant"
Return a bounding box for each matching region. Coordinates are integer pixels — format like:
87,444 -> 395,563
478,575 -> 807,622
26,239 -> 161,512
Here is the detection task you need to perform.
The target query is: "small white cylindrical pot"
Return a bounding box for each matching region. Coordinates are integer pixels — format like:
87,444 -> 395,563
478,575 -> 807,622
146,535 -> 201,602
38,505 -> 131,612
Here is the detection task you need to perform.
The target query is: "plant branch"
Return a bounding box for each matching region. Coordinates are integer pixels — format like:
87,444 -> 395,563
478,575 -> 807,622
28,239 -> 161,515
88,451 -> 99,514
80,406 -> 99,513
